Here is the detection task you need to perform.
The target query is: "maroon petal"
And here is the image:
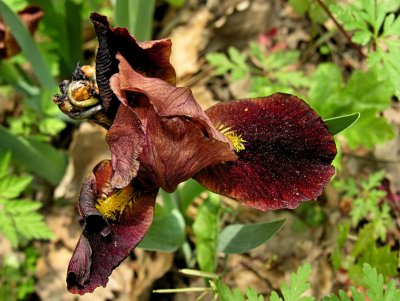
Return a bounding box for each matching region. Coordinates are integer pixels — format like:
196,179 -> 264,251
109,55 -> 237,191
67,236 -> 92,288
134,103 -> 237,192
195,93 -> 337,211
90,13 -> 176,114
67,161 -> 157,294
0,5 -> 43,58
111,54 -> 231,144
105,105 -> 145,188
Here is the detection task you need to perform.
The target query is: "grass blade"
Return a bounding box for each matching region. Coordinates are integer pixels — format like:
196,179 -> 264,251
0,126 -> 66,185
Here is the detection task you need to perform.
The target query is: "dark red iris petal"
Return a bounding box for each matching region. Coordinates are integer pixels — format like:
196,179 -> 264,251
67,161 -> 157,294
111,54 -> 231,142
106,105 -> 145,188
195,93 -> 337,211
133,102 -> 237,192
108,54 -> 237,192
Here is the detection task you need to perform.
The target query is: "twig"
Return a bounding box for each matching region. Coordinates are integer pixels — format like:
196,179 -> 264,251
316,0 -> 366,60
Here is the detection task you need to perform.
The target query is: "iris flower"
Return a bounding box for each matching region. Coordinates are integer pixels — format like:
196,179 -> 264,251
54,13 -> 337,294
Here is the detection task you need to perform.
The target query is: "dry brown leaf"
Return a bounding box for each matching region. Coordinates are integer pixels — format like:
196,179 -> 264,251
170,8 -> 210,79
130,249 -> 174,301
54,122 -> 110,200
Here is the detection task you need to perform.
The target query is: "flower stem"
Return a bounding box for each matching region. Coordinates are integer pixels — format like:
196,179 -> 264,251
179,269 -> 219,279
153,287 -> 211,293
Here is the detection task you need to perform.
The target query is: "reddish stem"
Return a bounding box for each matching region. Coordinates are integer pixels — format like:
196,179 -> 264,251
316,0 -> 366,59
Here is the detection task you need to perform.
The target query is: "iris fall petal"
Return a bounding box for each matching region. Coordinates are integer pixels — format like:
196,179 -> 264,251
67,161 -> 157,294
195,93 -> 337,211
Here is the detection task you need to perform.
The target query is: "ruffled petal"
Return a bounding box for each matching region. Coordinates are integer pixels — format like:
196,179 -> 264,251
67,161 -> 157,294
195,93 -> 337,211
111,54 -> 231,144
134,103 -> 237,192
90,13 -> 176,114
109,54 -> 237,192
105,105 -> 145,188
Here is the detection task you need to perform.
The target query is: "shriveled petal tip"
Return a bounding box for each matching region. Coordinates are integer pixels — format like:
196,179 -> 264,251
67,236 -> 92,288
89,12 -> 176,89
195,93 -> 337,211
1,5 -> 43,58
106,105 -> 145,189
67,161 -> 157,294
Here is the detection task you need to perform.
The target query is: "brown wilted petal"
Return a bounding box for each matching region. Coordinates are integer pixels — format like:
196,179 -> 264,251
90,13 -> 176,115
0,5 -> 43,58
195,93 -> 337,210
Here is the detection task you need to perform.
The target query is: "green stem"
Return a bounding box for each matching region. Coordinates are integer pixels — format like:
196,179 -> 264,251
179,269 -> 219,279
153,287 -> 211,293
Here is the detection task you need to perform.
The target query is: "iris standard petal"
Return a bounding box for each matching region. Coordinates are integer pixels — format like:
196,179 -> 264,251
109,54 -> 237,192
90,13 -> 176,114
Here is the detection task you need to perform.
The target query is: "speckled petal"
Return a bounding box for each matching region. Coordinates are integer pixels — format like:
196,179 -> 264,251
195,93 -> 337,211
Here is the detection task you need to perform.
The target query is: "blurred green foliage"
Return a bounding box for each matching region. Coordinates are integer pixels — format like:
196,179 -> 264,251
332,171 -> 398,284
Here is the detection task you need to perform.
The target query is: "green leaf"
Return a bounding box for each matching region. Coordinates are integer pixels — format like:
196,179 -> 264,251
270,263 -> 315,301
246,288 -> 264,301
344,69 -> 392,112
308,63 -> 344,117
217,219 -> 285,254
193,193 -> 220,272
206,53 -> 234,75
0,207 -> 19,247
289,0 -> 309,16
0,151 -> 12,179
0,199 -> 52,247
262,51 -> 299,71
38,117 -> 66,136
115,0 -> 133,33
207,48 -> 249,81
139,206 -> 185,252
0,126 -> 66,185
115,0 -> 155,41
65,0 -> 83,67
331,222 -> 350,271
358,245 -> 398,280
0,1 -> 55,89
344,111 -> 395,149
165,0 -> 185,8
213,279 -> 244,301
178,179 -> 205,214
0,61 -> 40,96
0,175 -> 33,199
324,113 -> 360,135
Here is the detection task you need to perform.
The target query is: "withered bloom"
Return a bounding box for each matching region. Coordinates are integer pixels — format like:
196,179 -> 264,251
0,5 -> 43,58
55,13 -> 337,294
